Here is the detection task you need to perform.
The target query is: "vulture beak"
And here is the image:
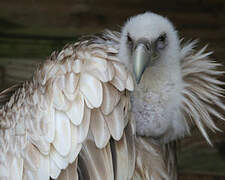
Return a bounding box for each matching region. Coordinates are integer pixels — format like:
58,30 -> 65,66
133,40 -> 155,84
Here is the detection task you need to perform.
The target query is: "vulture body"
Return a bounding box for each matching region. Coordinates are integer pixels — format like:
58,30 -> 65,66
0,12 -> 224,180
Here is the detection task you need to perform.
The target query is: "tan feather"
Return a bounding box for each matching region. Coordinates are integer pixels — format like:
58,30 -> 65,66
90,109 -> 110,148
63,72 -> 79,100
111,132 -> 129,180
23,170 -> 35,180
101,83 -> 120,115
57,159 -> 78,180
126,73 -> 134,91
110,75 -> 126,92
162,142 -> 178,180
29,135 -> 50,155
80,73 -> 103,108
23,152 -> 49,180
23,144 -> 41,171
133,137 -> 170,180
53,110 -> 71,156
124,116 -> 136,179
112,62 -> 127,82
0,84 -> 23,110
66,92 -> 84,126
44,106 -> 55,143
104,99 -> 125,141
66,123 -> 82,164
72,59 -> 82,74
106,61 -> 116,82
85,56 -> 114,82
79,134 -> 114,180
50,146 -> 68,170
50,157 -> 61,179
35,154 -> 50,180
52,80 -> 70,111
40,61 -> 58,86
9,156 -> 23,180
77,105 -> 91,143
0,163 -> 9,179
109,58 -> 128,92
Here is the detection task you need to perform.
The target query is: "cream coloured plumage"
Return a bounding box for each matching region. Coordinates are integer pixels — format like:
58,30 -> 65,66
0,36 -> 135,180
0,12 -> 224,180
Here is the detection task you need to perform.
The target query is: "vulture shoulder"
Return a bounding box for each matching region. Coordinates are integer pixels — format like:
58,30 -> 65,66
0,31 -> 135,180
0,84 -> 23,108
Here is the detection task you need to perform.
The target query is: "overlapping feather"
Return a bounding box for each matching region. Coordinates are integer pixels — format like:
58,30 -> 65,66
132,137 -> 170,180
0,31 -> 134,180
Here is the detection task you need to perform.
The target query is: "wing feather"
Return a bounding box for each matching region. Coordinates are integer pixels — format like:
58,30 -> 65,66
80,73 -> 103,108
79,134 -> 114,180
23,149 -> 50,180
126,73 -> 134,91
85,56 -> 115,82
35,154 -> 49,180
67,123 -> 82,164
66,92 -> 84,126
9,156 -> 23,180
104,98 -> 125,141
50,147 -> 68,170
111,132 -> 129,180
53,110 -> 71,156
52,80 -> 69,111
57,159 -> 78,180
132,137 -> 170,180
50,158 -> 61,179
77,105 -> 91,143
90,109 -> 111,148
124,116 -> 136,179
101,83 -> 120,115
0,31 -> 134,180
63,72 -> 79,101
44,106 -> 55,143
23,144 -> 41,171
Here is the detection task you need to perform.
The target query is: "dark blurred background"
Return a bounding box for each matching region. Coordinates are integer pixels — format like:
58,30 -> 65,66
0,0 -> 225,179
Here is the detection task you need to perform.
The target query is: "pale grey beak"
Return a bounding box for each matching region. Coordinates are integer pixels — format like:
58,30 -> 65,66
133,42 -> 152,84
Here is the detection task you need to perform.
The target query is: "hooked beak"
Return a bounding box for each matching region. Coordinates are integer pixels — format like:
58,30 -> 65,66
133,41 -> 153,84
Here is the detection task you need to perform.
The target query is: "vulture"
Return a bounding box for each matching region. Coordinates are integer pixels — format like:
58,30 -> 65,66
0,12 -> 224,180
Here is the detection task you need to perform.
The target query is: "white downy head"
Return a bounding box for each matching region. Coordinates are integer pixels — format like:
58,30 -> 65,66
119,12 -> 186,143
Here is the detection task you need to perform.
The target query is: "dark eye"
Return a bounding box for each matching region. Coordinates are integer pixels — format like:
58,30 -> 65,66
157,33 -> 167,50
145,42 -> 151,51
159,34 -> 166,42
127,33 -> 133,48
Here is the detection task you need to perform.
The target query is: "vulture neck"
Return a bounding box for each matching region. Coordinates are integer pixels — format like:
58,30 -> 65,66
131,55 -> 184,143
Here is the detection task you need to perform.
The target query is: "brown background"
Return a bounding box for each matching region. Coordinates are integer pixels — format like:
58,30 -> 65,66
0,0 -> 225,179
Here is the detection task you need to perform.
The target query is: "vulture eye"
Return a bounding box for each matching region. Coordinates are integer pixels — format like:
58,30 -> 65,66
145,42 -> 151,51
127,33 -> 133,49
156,33 -> 167,50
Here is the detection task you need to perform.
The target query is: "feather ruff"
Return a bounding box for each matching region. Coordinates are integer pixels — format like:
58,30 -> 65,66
180,40 -> 225,144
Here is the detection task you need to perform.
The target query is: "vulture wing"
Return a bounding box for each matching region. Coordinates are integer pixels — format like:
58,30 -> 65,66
0,31 -> 135,180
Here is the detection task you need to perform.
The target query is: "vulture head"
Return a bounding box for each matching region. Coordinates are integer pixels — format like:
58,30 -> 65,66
119,12 -> 224,144
119,12 -> 180,83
